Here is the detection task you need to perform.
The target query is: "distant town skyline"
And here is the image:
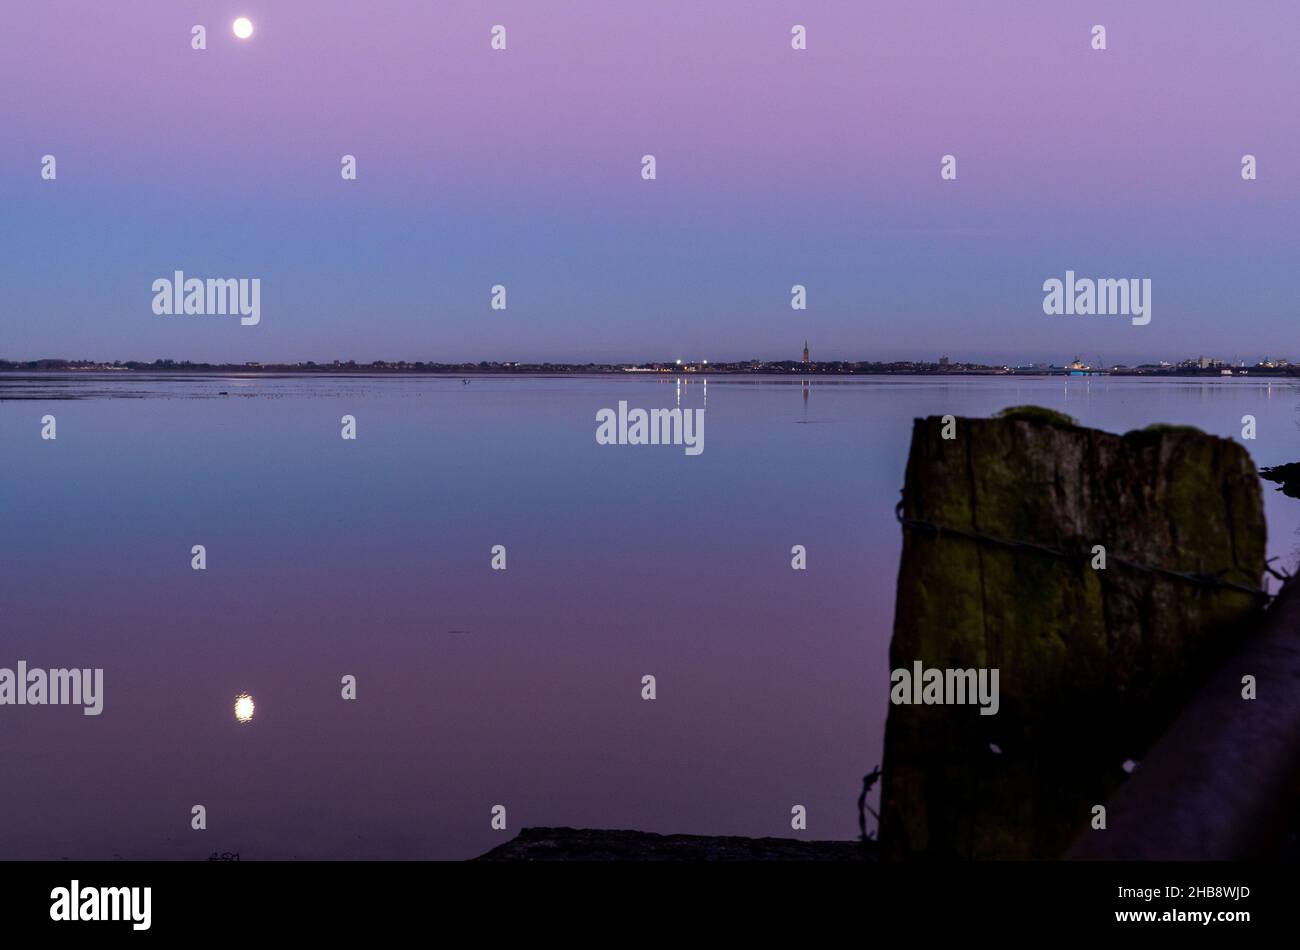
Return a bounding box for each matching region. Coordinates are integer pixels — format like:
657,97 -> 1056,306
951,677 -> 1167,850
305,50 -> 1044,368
5,334 -> 1300,373
4,346 -> 1295,377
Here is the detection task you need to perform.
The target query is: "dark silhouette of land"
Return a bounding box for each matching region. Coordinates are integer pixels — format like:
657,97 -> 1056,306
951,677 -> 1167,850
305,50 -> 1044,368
4,357 -> 1297,378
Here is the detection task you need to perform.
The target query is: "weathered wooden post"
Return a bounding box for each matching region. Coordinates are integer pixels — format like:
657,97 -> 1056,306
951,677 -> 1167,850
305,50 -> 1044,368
880,408 -> 1267,859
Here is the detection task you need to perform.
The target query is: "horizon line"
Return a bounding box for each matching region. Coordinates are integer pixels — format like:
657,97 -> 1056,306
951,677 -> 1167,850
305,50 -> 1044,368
3,354 -> 1296,371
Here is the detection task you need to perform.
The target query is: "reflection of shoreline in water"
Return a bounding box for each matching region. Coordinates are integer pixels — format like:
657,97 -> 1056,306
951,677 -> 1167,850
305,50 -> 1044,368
7,371 -> 1300,403
794,378 -> 833,423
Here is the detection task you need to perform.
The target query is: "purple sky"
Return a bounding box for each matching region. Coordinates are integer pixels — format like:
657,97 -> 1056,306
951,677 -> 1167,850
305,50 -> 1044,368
2,1 -> 1297,365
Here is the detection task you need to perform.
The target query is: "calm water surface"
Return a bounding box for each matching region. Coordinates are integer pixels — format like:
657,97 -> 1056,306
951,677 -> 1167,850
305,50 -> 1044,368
2,373 -> 1297,858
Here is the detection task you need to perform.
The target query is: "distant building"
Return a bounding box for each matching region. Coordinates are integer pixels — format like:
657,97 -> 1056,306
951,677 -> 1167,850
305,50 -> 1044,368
802,340 -> 810,364
939,355 -> 949,368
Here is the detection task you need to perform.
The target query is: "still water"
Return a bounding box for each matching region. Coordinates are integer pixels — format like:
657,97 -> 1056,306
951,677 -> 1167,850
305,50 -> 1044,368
1,373 -> 1297,858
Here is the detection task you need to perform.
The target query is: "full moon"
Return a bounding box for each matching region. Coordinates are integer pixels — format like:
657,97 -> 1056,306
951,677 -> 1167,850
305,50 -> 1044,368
232,17 -> 254,40
234,693 -> 255,723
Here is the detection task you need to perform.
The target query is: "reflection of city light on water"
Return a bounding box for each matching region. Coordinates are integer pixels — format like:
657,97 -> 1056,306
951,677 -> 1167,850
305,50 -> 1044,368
234,693 -> 255,723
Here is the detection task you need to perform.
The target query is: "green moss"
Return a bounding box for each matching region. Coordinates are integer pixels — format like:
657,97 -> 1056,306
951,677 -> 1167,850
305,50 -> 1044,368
1138,422 -> 1206,435
995,405 -> 1076,427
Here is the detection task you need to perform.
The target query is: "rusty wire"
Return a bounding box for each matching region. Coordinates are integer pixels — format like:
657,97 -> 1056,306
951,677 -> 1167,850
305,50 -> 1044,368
895,500 -> 1274,604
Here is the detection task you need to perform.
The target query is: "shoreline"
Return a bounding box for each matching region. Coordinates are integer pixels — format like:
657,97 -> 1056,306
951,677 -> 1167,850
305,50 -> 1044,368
3,366 -> 1297,380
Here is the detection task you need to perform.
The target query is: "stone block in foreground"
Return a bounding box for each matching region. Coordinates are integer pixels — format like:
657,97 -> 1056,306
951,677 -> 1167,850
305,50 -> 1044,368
474,827 -> 871,861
